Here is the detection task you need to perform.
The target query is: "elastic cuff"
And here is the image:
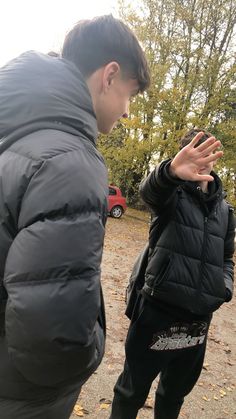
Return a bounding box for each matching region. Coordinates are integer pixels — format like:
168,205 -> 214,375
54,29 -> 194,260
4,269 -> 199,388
225,288 -> 232,302
156,159 -> 185,187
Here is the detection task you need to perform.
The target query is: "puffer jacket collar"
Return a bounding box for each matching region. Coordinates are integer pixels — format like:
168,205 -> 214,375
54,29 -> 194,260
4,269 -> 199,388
0,51 -> 98,144
182,172 -> 225,214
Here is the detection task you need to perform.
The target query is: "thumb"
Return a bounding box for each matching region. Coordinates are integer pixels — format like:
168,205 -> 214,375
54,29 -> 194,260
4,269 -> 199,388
195,173 -> 214,182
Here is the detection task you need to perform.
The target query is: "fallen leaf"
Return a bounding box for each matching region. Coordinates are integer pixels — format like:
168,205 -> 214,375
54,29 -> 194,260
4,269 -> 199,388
100,403 -> 110,410
99,398 -> 112,404
202,396 -> 211,401
73,404 -> 83,412
144,403 -> 153,409
73,404 -> 89,416
144,396 -> 154,409
73,405 -> 84,416
220,390 -> 226,396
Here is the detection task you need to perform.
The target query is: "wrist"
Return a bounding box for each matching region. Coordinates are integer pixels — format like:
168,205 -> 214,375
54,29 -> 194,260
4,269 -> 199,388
169,161 -> 178,178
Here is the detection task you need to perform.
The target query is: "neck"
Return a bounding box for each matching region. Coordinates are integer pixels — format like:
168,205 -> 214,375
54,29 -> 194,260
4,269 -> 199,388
85,69 -> 103,116
199,181 -> 209,193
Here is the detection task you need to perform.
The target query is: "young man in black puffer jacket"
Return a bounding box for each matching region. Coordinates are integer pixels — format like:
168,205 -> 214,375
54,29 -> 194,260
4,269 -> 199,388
0,15 -> 150,419
110,129 -> 235,419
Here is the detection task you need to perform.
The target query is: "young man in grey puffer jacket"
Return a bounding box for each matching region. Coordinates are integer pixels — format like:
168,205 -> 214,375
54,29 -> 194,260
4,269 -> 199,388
0,15 -> 150,419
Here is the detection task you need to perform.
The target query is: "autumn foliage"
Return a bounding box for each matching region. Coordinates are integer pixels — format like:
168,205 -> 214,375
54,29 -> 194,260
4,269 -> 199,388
99,0 -> 236,207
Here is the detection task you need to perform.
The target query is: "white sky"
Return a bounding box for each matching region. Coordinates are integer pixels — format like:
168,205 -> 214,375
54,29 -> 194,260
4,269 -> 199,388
0,0 -> 118,66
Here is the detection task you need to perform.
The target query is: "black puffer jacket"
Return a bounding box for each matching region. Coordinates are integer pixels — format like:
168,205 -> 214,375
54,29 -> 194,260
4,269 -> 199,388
140,160 -> 235,316
0,52 -> 107,399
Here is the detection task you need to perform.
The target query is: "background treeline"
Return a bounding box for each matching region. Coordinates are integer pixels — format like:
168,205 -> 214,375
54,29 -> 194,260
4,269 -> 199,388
98,0 -> 236,208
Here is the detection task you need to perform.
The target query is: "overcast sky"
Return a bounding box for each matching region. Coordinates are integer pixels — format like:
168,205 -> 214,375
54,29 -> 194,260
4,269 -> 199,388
0,0 -> 118,66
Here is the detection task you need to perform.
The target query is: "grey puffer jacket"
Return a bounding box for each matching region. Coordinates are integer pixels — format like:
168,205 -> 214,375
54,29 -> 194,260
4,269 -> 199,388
0,51 -> 107,399
140,159 -> 235,316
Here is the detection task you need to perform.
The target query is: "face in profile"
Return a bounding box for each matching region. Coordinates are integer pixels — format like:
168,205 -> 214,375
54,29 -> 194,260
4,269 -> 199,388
93,63 -> 139,134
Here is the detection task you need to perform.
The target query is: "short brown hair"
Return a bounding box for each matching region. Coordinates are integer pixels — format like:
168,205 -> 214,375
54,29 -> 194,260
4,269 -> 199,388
179,128 -> 213,149
62,15 -> 150,92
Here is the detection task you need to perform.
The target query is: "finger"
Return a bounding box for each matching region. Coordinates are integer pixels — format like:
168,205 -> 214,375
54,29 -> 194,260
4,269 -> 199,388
195,136 -> 218,152
188,132 -> 206,148
201,150 -> 223,163
194,173 -> 215,182
199,141 -> 222,156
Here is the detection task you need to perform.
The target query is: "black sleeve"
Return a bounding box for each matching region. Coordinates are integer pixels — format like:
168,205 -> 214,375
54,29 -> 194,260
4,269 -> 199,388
4,154 -> 106,386
139,159 -> 185,215
223,206 -> 235,302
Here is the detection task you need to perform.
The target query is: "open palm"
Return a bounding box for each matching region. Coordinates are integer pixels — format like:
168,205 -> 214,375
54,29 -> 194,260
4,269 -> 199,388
169,132 -> 223,182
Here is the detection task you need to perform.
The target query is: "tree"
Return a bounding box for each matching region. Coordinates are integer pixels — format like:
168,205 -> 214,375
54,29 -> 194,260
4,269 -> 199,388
210,87 -> 236,206
98,0 -> 236,206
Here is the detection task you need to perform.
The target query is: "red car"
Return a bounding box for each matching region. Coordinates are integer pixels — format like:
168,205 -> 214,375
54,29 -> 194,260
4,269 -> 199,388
108,185 -> 127,218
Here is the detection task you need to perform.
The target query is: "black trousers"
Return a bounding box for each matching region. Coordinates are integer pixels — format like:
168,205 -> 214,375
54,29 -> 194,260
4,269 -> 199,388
110,296 -> 211,419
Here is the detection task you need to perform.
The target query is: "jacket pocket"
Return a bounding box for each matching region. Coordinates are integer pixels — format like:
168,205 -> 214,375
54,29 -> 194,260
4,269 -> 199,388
145,253 -> 172,290
153,255 -> 172,289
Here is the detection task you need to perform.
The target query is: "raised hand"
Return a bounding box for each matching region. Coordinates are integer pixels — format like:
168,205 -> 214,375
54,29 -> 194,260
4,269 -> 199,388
169,132 -> 223,182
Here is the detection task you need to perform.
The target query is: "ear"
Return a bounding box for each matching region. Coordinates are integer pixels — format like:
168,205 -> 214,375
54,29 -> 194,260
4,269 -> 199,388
102,61 -> 120,93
